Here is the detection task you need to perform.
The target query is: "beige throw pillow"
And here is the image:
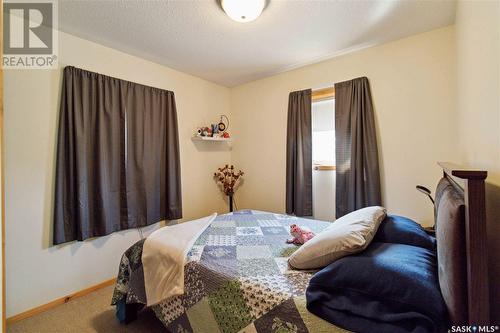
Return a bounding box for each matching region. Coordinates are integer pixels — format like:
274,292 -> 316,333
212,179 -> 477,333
288,206 -> 387,269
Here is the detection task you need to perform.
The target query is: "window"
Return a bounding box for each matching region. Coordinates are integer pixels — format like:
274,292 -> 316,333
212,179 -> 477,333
311,93 -> 335,221
312,98 -> 335,167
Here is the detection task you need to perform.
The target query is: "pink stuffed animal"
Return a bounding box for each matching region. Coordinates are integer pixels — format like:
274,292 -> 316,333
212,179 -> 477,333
286,224 -> 315,245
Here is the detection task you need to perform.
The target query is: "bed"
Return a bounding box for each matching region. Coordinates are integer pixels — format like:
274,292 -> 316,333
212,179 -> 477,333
111,162 -> 490,332
111,210 -> 348,332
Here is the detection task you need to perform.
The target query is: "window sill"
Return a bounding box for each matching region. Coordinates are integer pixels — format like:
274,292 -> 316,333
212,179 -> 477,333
313,165 -> 336,171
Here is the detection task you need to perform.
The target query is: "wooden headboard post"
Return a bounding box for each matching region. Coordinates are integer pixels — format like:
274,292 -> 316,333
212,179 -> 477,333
438,162 -> 489,325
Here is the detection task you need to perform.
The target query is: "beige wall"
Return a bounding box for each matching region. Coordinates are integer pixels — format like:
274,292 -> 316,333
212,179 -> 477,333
230,26 -> 458,226
455,0 -> 500,319
4,31 -> 231,317
5,8 -> 498,321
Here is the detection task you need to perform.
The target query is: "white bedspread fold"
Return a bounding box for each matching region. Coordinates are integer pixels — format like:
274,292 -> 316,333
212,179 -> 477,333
142,213 -> 217,306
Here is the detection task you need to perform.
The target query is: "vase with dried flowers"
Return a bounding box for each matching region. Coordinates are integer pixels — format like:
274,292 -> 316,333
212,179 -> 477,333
214,165 -> 244,212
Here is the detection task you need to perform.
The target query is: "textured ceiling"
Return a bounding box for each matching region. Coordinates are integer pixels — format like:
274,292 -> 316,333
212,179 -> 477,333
59,0 -> 456,87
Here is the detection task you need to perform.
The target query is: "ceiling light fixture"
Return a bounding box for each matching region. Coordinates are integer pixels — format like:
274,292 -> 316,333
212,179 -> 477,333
221,0 -> 266,23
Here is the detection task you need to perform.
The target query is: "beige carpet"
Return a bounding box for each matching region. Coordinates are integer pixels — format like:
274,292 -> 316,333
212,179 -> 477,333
7,285 -> 166,333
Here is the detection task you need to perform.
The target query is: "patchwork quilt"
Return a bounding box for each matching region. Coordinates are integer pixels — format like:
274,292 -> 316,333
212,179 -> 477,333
111,210 -> 350,333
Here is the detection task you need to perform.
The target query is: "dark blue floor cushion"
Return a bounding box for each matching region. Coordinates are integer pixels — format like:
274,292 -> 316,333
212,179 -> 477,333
306,242 -> 447,333
374,215 -> 436,251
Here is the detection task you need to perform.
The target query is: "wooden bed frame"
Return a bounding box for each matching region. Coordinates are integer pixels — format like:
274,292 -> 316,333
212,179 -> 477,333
437,162 -> 489,325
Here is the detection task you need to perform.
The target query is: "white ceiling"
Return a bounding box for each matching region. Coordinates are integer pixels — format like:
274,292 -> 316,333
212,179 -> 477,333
59,0 -> 456,87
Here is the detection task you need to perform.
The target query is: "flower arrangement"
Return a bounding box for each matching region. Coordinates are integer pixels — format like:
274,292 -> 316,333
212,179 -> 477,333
214,165 -> 244,196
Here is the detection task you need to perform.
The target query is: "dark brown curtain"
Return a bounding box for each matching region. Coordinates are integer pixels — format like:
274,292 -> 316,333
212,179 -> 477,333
54,66 -> 182,245
125,83 -> 182,227
286,89 -> 313,216
335,77 -> 381,218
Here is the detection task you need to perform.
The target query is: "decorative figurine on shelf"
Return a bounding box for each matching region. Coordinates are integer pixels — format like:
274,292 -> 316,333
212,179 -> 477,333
286,224 -> 316,245
194,115 -> 231,139
197,127 -> 210,137
211,124 -> 219,137
214,165 -> 244,212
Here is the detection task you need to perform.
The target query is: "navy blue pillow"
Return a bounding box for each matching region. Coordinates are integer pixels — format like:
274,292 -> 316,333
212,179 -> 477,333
306,242 -> 447,333
375,215 -> 436,251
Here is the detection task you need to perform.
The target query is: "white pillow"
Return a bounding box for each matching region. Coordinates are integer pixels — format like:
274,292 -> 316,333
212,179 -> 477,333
288,206 -> 387,269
